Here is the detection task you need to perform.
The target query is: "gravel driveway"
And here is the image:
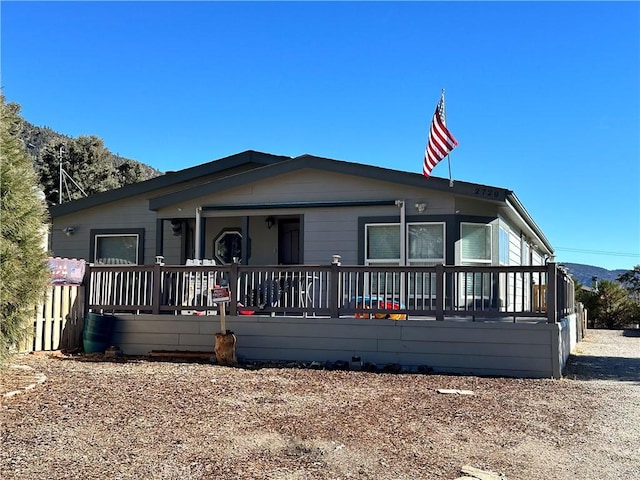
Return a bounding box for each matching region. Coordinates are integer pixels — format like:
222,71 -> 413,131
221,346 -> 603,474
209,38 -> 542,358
562,329 -> 640,479
1,328 -> 639,480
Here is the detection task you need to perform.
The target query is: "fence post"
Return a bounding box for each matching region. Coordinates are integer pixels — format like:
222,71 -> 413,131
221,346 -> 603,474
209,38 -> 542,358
436,264 -> 445,321
547,262 -> 558,324
83,262 -> 91,318
152,260 -> 163,315
229,262 -> 238,316
329,257 -> 341,318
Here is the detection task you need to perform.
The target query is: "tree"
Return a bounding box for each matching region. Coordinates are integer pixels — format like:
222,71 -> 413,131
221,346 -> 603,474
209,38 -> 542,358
586,280 -> 635,329
116,159 -> 146,186
39,135 -> 120,204
617,265 -> 640,301
0,96 -> 50,364
37,136 -> 156,204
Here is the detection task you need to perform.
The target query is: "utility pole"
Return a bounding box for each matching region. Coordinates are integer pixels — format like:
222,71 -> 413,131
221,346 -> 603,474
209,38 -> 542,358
59,145 -> 64,205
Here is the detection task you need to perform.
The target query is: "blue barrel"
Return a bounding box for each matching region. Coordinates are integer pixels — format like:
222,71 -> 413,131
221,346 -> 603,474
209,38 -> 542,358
83,313 -> 116,353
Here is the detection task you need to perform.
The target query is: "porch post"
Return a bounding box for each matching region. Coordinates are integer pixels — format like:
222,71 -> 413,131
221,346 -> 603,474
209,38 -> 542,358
435,264 -> 445,321
195,206 -> 202,260
229,261 -> 239,316
547,262 -> 558,324
330,256 -> 340,318
395,200 -> 406,266
152,260 -> 163,315
155,218 -> 164,258
241,216 -> 249,264
396,200 -> 406,305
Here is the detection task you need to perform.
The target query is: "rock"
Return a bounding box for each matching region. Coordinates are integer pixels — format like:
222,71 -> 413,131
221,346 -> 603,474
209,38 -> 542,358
459,465 -> 505,479
382,363 -> 402,373
331,360 -> 350,371
437,389 -> 474,395
362,362 -> 378,372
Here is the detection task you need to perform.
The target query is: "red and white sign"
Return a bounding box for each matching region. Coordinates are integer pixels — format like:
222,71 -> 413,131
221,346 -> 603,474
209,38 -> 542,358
211,286 -> 230,303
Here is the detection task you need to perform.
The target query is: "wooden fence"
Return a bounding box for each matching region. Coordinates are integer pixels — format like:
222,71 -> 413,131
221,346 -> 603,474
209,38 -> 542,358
20,284 -> 85,352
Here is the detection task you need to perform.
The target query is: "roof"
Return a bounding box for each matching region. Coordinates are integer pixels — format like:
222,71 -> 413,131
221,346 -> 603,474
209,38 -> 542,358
49,150 -> 289,217
48,149 -> 553,253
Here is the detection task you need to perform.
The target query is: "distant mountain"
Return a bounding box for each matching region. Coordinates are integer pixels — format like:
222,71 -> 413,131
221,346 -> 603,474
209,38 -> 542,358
559,262 -> 627,287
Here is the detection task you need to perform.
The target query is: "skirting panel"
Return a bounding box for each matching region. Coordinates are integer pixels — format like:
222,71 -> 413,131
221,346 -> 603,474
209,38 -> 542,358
111,314 -> 572,378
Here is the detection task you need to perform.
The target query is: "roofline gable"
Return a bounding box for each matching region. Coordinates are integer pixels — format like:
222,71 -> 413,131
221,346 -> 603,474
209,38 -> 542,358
49,150 -> 290,217
148,153 -> 511,210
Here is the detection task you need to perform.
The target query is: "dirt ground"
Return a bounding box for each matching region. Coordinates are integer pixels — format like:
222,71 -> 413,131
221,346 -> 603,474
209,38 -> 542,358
1,329 -> 639,480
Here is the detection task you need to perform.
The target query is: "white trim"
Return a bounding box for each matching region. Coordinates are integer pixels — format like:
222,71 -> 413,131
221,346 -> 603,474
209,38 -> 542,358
460,222 -> 492,264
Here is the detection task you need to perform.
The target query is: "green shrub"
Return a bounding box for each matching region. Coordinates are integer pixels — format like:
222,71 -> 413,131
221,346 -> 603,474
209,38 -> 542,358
0,96 -> 50,364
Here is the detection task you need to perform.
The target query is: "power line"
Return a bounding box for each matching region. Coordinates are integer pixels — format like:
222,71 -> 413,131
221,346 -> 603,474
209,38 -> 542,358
555,247 -> 640,258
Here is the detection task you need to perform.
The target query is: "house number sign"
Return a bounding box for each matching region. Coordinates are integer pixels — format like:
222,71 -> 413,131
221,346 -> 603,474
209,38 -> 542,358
473,187 -> 503,199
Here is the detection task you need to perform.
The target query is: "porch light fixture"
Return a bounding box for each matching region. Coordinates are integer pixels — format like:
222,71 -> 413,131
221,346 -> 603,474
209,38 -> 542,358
266,216 -> 275,230
332,254 -> 341,265
62,226 -> 75,236
415,202 -> 427,213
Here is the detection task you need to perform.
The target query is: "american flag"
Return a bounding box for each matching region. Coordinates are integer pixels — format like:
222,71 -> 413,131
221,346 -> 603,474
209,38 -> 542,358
423,92 -> 458,178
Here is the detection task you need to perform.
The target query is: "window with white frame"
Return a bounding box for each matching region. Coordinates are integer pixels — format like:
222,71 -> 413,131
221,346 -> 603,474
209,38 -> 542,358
365,222 -> 445,298
460,223 -> 492,299
365,223 -> 401,266
461,223 -> 492,264
499,227 -> 510,265
521,241 -> 531,266
94,233 -> 141,265
408,222 -> 445,265
363,223 -> 401,299
408,222 -> 445,297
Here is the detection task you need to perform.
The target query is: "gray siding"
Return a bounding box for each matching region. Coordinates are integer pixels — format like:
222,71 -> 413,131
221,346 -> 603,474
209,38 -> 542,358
111,314 -> 577,378
50,196 -> 158,263
51,168 -> 551,268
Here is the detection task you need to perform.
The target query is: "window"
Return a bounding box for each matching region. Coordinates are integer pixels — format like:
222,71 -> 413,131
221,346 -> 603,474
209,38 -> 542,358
460,223 -> 492,299
365,222 -> 446,265
499,227 -> 510,265
408,223 -> 445,265
461,223 -> 492,264
521,241 -> 531,266
214,229 -> 242,264
365,224 -> 400,265
92,230 -> 143,265
407,222 -> 444,296
365,222 -> 445,298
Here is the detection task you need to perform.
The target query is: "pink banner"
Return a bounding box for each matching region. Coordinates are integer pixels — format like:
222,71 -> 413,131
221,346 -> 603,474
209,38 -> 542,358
48,257 -> 86,285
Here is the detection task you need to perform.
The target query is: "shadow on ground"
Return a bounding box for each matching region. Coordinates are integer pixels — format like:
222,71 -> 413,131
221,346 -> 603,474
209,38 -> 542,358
564,355 -> 640,383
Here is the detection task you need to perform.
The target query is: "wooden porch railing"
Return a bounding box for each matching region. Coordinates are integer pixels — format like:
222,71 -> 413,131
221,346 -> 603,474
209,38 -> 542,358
86,262 -> 575,323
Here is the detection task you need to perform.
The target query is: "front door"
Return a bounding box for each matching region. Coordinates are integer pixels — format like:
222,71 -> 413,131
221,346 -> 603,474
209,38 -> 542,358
278,219 -> 300,265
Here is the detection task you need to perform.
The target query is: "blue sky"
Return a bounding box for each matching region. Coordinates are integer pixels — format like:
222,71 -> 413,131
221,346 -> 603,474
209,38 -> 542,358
2,1 -> 639,271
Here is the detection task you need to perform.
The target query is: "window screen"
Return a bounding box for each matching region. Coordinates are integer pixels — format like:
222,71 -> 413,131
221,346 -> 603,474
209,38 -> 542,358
366,224 -> 400,263
408,223 -> 444,263
461,223 -> 491,263
95,235 -> 139,265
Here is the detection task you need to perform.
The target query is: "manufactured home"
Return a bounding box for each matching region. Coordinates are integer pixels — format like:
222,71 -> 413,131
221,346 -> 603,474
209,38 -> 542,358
46,151 -> 581,378
48,150 -> 553,268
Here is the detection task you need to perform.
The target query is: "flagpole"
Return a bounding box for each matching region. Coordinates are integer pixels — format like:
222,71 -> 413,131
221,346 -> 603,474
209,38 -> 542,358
423,88 -> 458,180
442,89 -> 454,187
